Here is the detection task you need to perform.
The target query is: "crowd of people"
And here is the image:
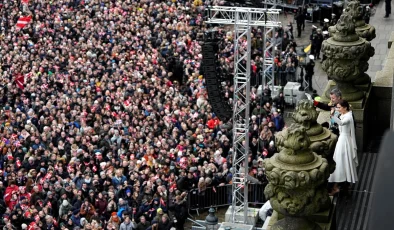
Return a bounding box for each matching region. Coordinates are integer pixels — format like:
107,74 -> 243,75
0,0 -> 290,229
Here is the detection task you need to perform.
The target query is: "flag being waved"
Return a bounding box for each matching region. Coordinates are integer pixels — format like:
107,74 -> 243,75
16,15 -> 32,30
15,74 -> 25,90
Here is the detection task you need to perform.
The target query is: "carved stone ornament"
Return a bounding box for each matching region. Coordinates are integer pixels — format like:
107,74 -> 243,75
344,0 -> 376,41
264,124 -> 330,230
321,12 -> 374,102
292,100 -> 338,174
345,0 -> 376,85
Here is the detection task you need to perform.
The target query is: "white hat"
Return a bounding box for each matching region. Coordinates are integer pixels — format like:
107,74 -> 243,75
309,55 -> 315,60
324,18 -> 329,23
22,224 -> 27,229
323,31 -> 329,35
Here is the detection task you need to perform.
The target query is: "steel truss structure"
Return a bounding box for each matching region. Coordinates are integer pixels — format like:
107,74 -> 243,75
205,6 -> 281,224
262,0 -> 299,10
261,0 -> 281,89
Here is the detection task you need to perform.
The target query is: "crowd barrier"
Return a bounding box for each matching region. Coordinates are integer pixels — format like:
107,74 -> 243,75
187,183 -> 267,216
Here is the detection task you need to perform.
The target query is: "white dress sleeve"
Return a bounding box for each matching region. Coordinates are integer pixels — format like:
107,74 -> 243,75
331,113 -> 351,126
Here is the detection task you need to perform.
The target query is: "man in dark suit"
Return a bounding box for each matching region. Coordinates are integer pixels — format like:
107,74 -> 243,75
385,0 -> 391,18
295,9 -> 305,38
312,88 -> 342,111
310,88 -> 342,136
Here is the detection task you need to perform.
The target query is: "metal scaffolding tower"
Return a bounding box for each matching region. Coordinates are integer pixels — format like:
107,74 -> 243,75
261,0 -> 281,89
205,6 -> 280,224
262,0 -> 299,10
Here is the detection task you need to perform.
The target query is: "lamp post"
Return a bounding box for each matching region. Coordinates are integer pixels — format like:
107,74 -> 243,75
205,207 -> 218,230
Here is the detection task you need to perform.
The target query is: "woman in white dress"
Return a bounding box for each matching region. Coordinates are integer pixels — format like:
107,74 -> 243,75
328,100 -> 358,195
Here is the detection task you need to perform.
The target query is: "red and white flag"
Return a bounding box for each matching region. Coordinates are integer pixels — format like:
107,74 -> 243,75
11,133 -> 18,140
124,100 -> 130,107
16,15 -> 32,30
25,72 -> 32,78
15,74 -> 25,90
21,0 -> 29,5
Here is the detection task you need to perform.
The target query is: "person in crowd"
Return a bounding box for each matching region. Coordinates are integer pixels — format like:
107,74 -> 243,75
364,5 -> 371,23
295,8 -> 305,37
272,112 -> 285,132
305,55 -> 315,91
310,28 -> 324,60
331,14 -> 338,26
120,216 -> 136,230
136,215 -> 151,230
385,0 -> 392,17
273,92 -> 285,114
322,18 -> 330,32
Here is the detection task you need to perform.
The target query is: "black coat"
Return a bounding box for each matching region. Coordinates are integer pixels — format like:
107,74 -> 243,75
173,201 -> 187,221
158,219 -> 172,230
305,61 -> 315,75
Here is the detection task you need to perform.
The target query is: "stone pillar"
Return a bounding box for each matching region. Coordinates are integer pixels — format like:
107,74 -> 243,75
322,12 -> 374,104
264,124 -> 330,230
292,100 -> 338,174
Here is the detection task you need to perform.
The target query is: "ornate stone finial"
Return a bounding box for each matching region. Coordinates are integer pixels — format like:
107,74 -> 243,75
329,0 -> 376,42
345,0 -> 365,27
333,13 -> 358,42
292,100 -> 338,174
321,11 -> 374,102
264,123 -> 330,230
344,0 -> 376,41
341,0 -> 376,85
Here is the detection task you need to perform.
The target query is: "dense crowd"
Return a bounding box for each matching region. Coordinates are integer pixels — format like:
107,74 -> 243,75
0,0 -> 290,230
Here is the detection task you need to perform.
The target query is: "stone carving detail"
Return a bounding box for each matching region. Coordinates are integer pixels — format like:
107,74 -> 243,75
264,124 -> 330,230
328,0 -> 376,85
344,0 -> 376,41
293,100 -> 337,174
321,12 -> 374,102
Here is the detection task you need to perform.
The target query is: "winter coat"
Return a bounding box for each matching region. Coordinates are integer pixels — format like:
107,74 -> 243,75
95,198 -> 108,215
80,203 -> 95,220
59,203 -> 73,217
119,221 -> 136,230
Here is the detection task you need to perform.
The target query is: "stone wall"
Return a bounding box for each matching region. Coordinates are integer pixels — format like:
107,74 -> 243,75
368,32 -> 394,138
